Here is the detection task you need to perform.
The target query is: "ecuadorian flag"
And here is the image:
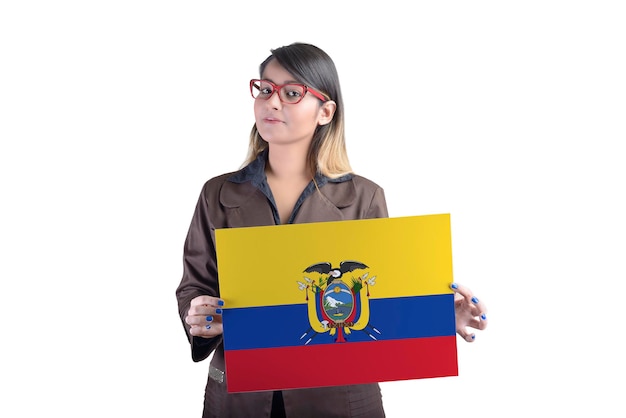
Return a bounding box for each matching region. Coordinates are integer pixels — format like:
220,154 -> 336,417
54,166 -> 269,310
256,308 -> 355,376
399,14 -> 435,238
216,214 -> 457,393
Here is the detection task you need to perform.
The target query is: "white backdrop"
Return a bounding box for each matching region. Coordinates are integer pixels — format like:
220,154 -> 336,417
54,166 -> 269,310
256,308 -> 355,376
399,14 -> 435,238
1,1 -> 624,417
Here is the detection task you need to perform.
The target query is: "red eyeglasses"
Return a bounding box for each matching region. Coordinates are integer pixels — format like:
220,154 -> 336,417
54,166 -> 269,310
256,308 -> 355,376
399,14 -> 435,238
250,79 -> 329,104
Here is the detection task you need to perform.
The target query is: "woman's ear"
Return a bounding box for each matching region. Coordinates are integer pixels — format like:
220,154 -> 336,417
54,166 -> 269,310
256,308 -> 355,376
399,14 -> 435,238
317,101 -> 337,126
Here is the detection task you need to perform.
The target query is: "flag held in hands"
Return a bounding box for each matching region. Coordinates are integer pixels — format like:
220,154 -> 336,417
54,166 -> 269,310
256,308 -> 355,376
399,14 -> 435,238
215,214 -> 458,393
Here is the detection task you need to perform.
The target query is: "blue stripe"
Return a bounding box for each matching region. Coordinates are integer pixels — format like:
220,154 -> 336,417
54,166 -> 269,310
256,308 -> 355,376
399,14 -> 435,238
223,294 -> 455,351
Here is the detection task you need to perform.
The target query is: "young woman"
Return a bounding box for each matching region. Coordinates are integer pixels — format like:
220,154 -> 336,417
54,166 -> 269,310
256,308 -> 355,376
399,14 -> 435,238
176,42 -> 488,418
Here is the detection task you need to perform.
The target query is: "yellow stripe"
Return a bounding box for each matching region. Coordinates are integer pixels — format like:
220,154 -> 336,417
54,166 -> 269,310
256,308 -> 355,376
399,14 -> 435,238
216,214 -> 453,308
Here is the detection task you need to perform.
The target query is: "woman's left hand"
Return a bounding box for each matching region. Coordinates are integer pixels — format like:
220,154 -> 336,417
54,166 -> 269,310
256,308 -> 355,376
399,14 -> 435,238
451,282 -> 488,342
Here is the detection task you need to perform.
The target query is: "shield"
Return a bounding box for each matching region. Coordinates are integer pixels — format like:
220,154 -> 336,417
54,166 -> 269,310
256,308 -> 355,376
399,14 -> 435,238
322,281 -> 354,323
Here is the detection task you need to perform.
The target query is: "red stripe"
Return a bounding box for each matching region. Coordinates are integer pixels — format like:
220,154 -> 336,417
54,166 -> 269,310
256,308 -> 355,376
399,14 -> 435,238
224,336 -> 458,393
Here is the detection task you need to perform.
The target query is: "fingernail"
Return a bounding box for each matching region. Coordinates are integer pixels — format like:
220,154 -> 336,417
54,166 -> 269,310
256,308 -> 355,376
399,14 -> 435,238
217,300 -> 224,306
450,283 -> 458,289
481,314 -> 487,320
206,315 -> 213,322
205,325 -> 211,329
216,308 -> 223,314
471,296 -> 479,304
471,334 -> 476,340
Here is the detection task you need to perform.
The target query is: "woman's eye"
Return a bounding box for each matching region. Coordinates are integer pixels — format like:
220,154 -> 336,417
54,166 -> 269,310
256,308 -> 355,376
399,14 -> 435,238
286,89 -> 302,97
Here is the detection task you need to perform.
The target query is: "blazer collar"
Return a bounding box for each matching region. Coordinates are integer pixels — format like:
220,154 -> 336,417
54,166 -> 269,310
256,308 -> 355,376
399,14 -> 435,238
220,148 -> 356,209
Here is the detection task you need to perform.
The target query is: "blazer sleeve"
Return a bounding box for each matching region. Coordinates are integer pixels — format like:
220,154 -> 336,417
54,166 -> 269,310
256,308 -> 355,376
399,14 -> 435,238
366,186 -> 389,219
175,181 -> 223,362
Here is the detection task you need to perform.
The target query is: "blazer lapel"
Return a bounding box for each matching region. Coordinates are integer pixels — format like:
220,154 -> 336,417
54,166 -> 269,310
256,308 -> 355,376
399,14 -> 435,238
219,180 -> 275,228
294,180 -> 357,223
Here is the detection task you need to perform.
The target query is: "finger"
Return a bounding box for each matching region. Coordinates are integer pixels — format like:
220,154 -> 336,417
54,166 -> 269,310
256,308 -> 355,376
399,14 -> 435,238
469,296 -> 488,317
451,283 -> 487,314
188,303 -> 225,316
203,323 -> 223,335
190,295 -> 225,308
464,314 -> 488,331
450,282 -> 473,300
477,312 -> 488,330
185,306 -> 226,325
457,307 -> 488,331
468,303 -> 486,321
456,326 -> 476,343
189,322 -> 223,338
185,314 -> 212,326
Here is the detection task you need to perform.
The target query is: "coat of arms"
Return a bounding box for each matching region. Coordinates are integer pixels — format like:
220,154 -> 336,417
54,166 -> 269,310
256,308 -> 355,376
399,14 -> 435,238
297,260 -> 381,344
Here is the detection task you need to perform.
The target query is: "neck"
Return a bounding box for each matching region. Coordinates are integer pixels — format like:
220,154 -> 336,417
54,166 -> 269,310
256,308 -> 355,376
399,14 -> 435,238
266,145 -> 311,181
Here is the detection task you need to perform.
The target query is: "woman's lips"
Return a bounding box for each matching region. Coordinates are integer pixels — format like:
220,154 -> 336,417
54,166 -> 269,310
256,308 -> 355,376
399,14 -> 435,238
263,117 -> 284,124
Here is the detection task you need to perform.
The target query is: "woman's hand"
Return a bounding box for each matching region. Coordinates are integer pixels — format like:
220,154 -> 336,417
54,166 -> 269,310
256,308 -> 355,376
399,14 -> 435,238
451,283 -> 487,342
185,295 -> 224,338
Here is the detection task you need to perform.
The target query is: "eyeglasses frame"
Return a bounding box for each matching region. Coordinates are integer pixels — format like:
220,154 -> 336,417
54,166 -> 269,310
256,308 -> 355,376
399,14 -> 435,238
249,79 -> 329,104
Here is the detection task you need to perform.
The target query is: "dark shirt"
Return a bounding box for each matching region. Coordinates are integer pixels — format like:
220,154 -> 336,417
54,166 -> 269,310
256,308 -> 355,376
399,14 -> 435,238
228,148 -> 353,225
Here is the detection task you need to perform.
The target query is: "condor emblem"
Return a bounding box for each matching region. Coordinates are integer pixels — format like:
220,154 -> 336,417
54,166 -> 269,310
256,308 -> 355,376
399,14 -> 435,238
297,260 -> 381,344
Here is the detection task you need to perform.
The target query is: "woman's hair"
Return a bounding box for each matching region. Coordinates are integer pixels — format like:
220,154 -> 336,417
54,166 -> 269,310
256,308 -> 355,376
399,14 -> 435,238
243,42 -> 352,178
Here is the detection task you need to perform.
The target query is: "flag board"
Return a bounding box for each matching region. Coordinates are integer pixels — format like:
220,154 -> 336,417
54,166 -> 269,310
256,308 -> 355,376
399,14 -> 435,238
215,214 -> 458,393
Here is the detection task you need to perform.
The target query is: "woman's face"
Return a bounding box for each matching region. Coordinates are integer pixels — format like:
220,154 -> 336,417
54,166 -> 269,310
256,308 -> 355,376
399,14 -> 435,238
254,59 -> 330,148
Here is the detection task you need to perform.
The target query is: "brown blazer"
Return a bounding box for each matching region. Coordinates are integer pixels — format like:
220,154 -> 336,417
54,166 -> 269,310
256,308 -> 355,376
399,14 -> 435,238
176,167 -> 389,418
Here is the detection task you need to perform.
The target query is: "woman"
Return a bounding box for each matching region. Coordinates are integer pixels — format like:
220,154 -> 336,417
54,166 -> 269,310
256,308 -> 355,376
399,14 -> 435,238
176,42 -> 488,418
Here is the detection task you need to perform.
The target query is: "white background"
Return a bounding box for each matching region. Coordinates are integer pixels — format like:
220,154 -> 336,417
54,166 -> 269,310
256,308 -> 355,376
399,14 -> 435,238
1,1 -> 625,417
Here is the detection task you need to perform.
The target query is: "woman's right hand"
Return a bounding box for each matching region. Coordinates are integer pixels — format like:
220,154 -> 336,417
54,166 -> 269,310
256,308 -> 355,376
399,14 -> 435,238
185,295 -> 224,338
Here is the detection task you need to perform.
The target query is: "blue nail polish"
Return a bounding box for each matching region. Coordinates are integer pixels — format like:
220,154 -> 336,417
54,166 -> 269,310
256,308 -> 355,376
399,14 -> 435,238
450,283 -> 458,289
217,300 -> 224,306
471,334 -> 475,340
216,308 -> 223,314
471,296 -> 479,304
206,315 -> 213,322
481,314 -> 487,320
206,325 -> 211,329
